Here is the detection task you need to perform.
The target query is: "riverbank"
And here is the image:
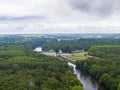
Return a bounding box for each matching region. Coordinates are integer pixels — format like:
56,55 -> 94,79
68,62 -> 105,90
34,47 -> 84,90
35,47 -> 105,90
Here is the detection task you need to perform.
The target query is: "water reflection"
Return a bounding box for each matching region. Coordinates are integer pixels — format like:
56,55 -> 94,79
68,62 -> 105,90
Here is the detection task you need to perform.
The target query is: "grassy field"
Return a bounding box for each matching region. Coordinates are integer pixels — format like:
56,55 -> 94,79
67,52 -> 88,61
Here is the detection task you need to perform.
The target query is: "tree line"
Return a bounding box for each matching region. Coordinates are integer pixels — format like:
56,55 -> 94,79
0,42 -> 83,90
42,38 -> 120,52
76,45 -> 120,90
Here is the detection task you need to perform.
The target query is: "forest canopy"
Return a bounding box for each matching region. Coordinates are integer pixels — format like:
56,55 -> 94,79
76,45 -> 120,90
0,42 -> 83,90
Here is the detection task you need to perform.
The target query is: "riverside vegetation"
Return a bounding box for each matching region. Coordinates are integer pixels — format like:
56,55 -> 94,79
0,42 -> 83,90
0,35 -> 120,90
41,37 -> 120,90
76,45 -> 120,90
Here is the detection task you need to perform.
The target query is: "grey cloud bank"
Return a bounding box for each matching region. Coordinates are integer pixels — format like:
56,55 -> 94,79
0,0 -> 120,34
70,0 -> 120,16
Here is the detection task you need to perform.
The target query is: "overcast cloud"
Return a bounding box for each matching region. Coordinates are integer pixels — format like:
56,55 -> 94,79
0,0 -> 120,34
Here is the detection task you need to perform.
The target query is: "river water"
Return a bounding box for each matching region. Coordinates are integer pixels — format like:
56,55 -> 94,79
35,47 -> 105,90
68,62 -> 105,90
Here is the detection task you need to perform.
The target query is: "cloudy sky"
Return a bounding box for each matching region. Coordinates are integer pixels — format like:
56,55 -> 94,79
0,0 -> 120,34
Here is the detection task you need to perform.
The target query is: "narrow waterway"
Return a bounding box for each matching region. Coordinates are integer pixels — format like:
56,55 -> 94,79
35,47 -> 105,90
68,62 -> 105,90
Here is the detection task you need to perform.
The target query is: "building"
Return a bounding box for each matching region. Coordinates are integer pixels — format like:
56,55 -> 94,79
58,49 -> 62,54
34,47 -> 42,52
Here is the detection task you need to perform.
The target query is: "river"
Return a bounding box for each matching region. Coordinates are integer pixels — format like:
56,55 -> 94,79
35,47 -> 105,90
68,62 -> 105,90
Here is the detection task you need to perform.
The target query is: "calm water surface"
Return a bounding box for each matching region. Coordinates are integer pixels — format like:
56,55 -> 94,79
68,62 -> 105,90
35,47 -> 105,90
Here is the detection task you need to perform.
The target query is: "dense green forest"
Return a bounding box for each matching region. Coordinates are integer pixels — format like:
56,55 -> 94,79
76,45 -> 120,90
2,35 -> 120,53
0,42 -> 83,90
88,45 -> 120,58
42,38 -> 120,52
0,34 -> 120,90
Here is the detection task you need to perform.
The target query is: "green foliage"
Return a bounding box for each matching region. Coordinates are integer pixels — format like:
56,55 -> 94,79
0,42 -> 83,90
76,45 -> 120,90
0,50 -> 26,59
42,38 -> 120,52
88,45 -> 120,58
72,85 -> 83,90
67,52 -> 88,61
118,83 -> 120,90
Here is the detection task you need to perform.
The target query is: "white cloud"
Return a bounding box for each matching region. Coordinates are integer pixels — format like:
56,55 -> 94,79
0,0 -> 120,34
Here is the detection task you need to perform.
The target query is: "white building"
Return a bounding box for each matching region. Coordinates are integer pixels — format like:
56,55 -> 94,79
34,47 -> 42,52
